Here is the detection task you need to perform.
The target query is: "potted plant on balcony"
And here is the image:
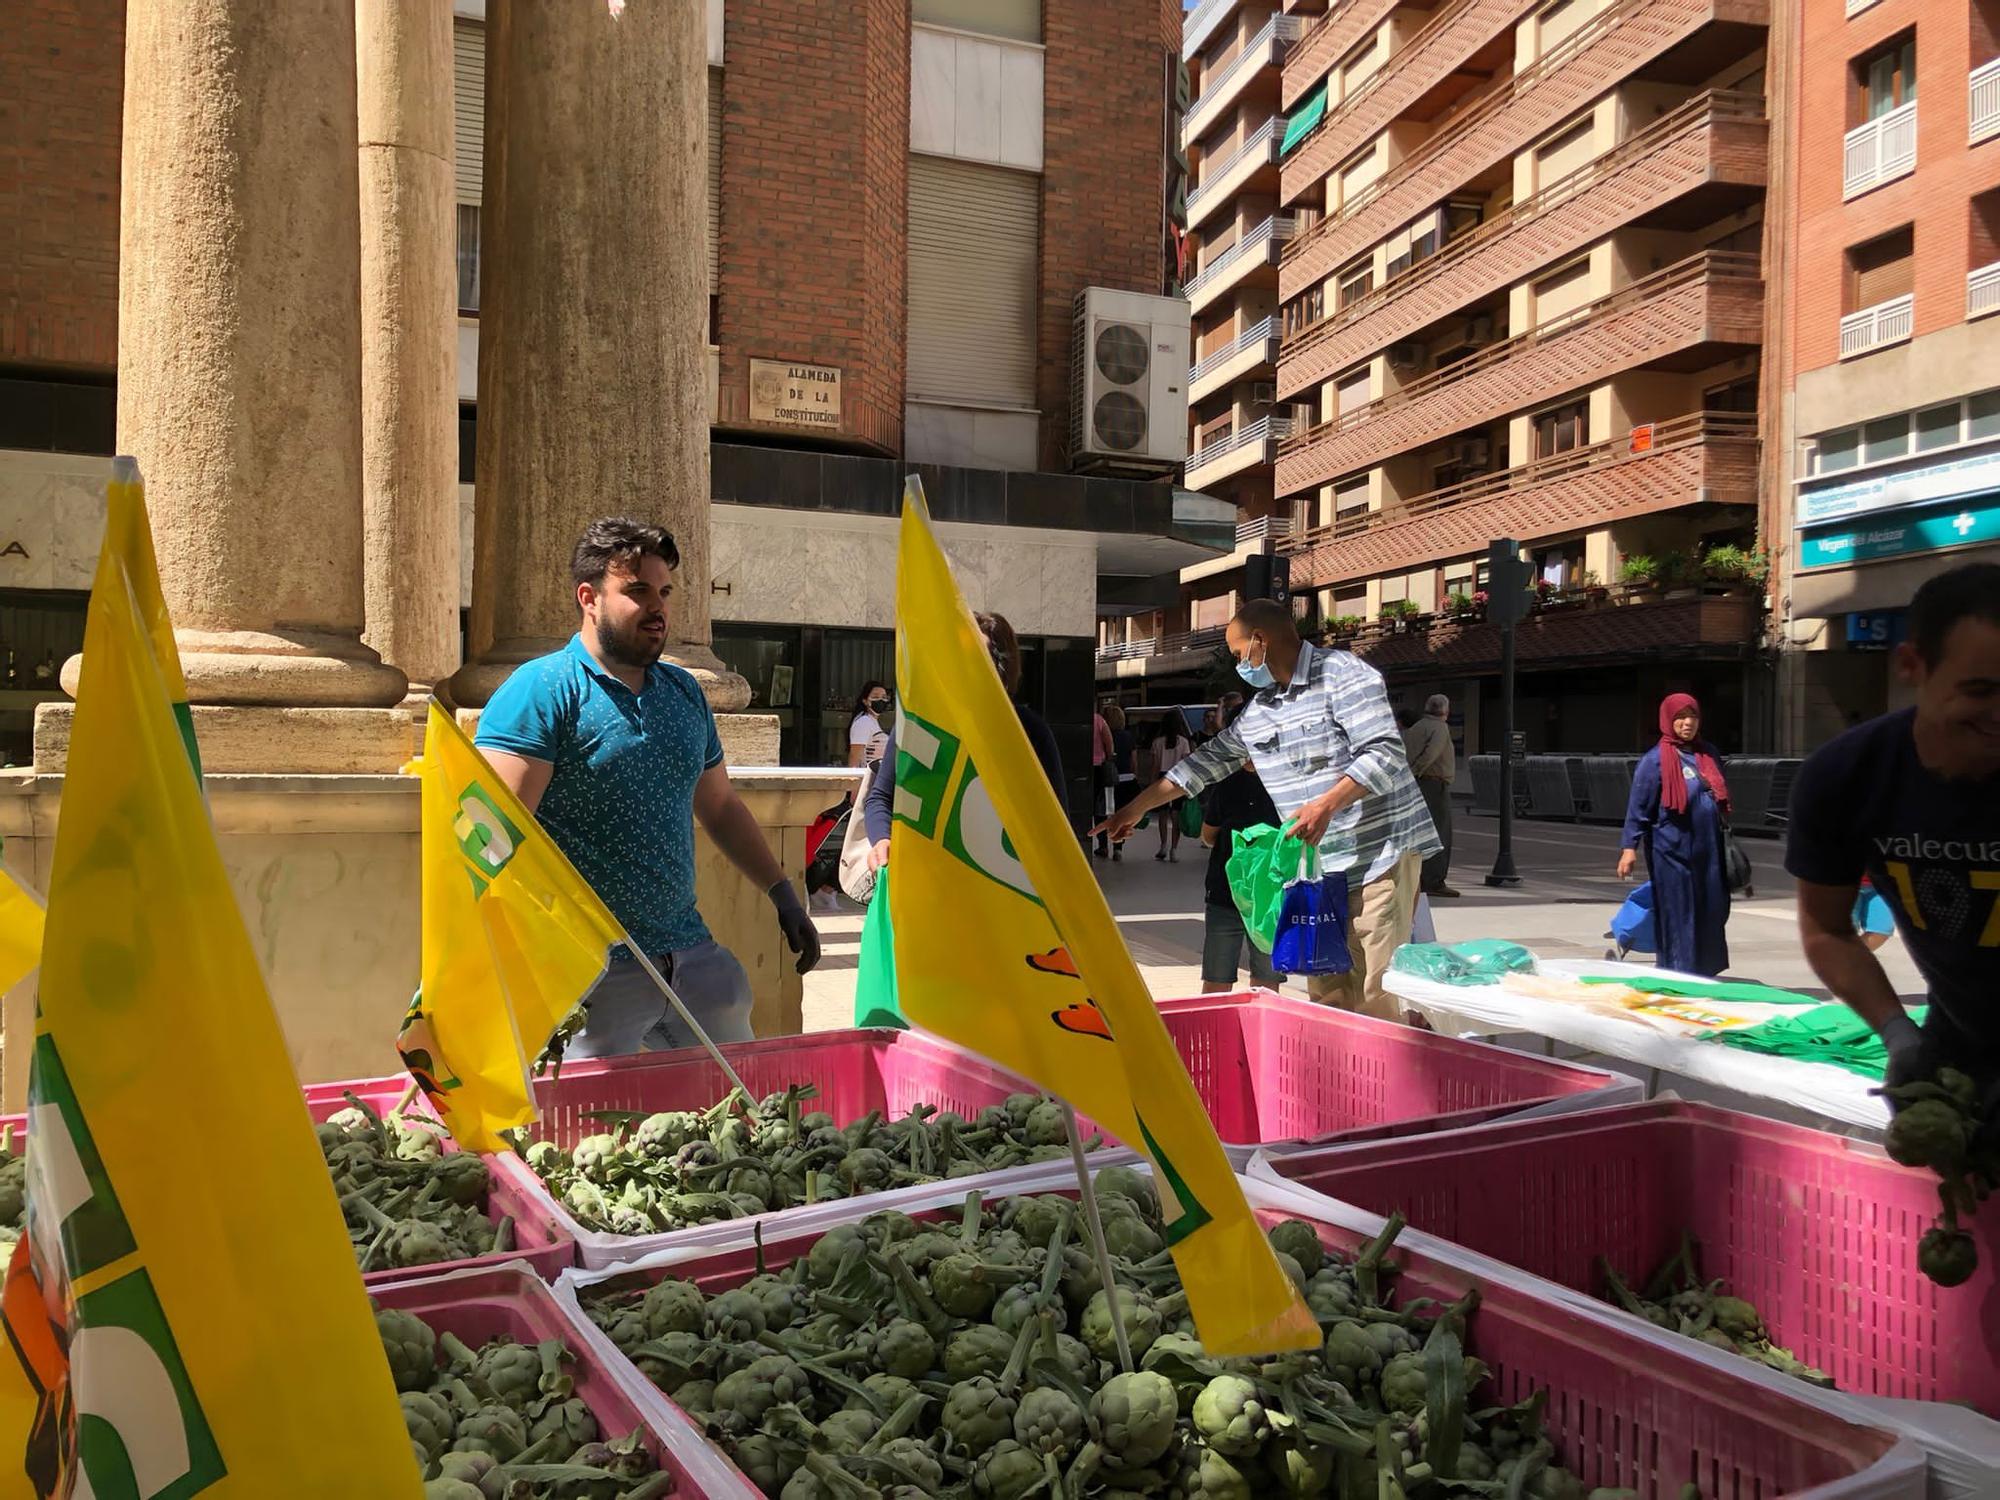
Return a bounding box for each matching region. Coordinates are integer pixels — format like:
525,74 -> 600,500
1658,549 -> 1702,600
1578,568 -> 1609,606
1445,590 -> 1480,622
1700,543 -> 1768,596
1380,598 -> 1423,634
1618,555 -> 1661,599
1325,614 -> 1364,645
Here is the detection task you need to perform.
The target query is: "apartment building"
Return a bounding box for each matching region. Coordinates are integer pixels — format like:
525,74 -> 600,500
1768,0 -> 2000,747
0,0 -> 1216,790
1264,0 -> 1775,753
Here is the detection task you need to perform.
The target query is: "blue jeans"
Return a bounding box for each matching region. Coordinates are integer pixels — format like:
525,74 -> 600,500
569,939 -> 755,1059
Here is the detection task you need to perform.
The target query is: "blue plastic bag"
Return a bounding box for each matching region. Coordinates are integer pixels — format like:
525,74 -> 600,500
1610,881 -> 1655,955
1269,842 -> 1352,976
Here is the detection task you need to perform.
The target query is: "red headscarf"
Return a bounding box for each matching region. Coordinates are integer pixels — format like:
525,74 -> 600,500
1657,693 -> 1729,815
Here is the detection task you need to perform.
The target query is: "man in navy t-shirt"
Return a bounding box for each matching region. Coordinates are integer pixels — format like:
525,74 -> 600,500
1786,562 -> 2000,1097
475,517 -> 820,1058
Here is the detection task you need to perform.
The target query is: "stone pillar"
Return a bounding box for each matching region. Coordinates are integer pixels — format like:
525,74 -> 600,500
111,0 -> 406,720
451,0 -> 748,711
357,0 -> 461,702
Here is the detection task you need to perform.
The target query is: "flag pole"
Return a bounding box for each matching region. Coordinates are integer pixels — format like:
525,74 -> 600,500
1063,1102 -> 1134,1374
624,945 -> 755,1102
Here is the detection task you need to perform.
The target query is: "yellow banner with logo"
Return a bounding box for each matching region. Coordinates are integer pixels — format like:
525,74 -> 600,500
0,459 -> 419,1495
398,702 -> 624,1153
888,478 -> 1318,1357
0,867 -> 43,997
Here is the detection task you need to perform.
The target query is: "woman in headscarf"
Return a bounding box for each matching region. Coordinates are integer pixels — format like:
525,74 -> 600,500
1617,692 -> 1732,975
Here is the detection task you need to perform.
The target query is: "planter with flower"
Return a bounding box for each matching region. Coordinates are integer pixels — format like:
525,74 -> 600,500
1700,544 -> 1768,596
1380,598 -> 1424,634
1618,555 -> 1661,600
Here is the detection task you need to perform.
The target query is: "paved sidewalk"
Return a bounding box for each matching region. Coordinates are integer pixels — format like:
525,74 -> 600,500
801,813 -> 1927,1033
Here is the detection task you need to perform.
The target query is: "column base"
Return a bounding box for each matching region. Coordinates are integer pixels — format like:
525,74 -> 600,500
451,638 -> 751,712
60,628 -> 409,708
34,703 -> 422,775
715,713 -> 780,766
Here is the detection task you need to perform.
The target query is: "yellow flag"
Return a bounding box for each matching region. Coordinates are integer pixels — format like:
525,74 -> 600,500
0,866 -> 43,997
888,478 -> 1318,1357
398,702 -> 624,1152
0,460 -> 420,1496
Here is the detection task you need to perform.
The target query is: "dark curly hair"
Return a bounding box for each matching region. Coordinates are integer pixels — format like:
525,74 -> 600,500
571,517 -> 681,591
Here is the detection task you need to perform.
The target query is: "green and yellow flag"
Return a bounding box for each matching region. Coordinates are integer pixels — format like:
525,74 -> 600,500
888,478 -> 1318,1357
0,459 -> 420,1494
0,866 -> 43,997
398,702 -> 624,1153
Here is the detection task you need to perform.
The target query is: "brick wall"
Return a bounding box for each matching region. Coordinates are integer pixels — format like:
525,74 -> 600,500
0,0 -> 122,372
1792,0 -> 2000,374
716,0 -> 908,454
1038,0 -> 1171,468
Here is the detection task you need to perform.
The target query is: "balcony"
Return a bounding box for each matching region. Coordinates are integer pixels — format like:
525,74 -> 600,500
1185,14 -> 1304,146
1281,411 -> 1758,586
1187,415 -> 1295,488
1839,293 -> 1913,359
1236,513 -> 1297,547
1972,262 -> 2000,320
1974,58 -> 2000,144
1189,216 -> 1299,315
1281,0 -> 1769,299
1096,625 -> 1227,676
1188,118 -> 1282,231
1183,0 -> 1245,59
1333,588 -> 1761,677
1843,101 -> 1916,199
1191,316 -> 1284,403
1280,91 -> 1765,393
1844,0 -> 1880,13
1282,0 -> 1405,110
1276,252 -> 1762,494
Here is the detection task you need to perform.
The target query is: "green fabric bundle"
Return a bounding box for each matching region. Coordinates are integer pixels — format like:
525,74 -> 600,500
1710,1002 -> 1928,1079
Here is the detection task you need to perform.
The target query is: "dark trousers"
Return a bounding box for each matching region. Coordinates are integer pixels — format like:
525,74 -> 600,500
1418,777 -> 1453,892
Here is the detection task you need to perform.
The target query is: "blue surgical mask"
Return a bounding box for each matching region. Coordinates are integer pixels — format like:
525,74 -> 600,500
1235,642 -> 1276,689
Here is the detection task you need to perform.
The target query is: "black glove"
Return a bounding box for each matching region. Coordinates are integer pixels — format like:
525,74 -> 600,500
1878,1012 -> 1928,1108
769,878 -> 822,975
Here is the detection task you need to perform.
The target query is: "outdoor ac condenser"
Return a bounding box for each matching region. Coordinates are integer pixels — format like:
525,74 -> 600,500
1069,287 -> 1190,469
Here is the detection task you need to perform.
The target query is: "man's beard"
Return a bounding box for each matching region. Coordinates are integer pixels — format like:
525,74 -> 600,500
602,615 -> 668,669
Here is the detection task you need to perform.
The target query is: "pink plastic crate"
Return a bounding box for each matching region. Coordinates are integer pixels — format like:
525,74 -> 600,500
567,1175 -> 1910,1499
1145,990 -> 1627,1151
1262,1100 -> 2000,1415
376,1265 -> 738,1496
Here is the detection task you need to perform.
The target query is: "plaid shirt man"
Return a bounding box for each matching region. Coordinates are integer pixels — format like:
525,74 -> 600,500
1165,640 -> 1439,884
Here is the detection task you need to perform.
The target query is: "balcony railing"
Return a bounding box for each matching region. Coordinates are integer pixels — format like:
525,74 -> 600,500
1280,408 -> 1752,572
1843,101 -> 1916,198
1280,90 -> 1762,373
1973,58 -> 2000,144
1277,252 -> 1761,477
1280,0 -> 1758,293
1184,14 -> 1304,142
1235,511 -> 1297,547
1844,0 -> 1880,13
1189,416 -> 1296,479
1182,0 -> 1242,59
1971,262 -> 2000,320
1096,625 -> 1228,665
1187,118 -> 1280,221
1188,216 -> 1298,300
1839,293 -> 1914,358
1283,0 -> 1402,109
1192,317 -> 1283,383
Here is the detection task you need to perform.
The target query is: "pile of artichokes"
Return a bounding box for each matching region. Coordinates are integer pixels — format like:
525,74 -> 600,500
1598,1235 -> 1831,1387
379,1303 -> 673,1499
1880,1067 -> 1996,1287
528,1085 -> 1096,1239
581,1173 -> 1603,1499
322,1092 -> 510,1274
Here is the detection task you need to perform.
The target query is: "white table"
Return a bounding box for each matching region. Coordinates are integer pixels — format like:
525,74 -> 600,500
1384,958 -> 1890,1131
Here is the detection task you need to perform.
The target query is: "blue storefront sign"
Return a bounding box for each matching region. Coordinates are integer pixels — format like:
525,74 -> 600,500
1797,447 -> 2000,528
1846,611 -> 1906,650
1798,497 -> 2000,569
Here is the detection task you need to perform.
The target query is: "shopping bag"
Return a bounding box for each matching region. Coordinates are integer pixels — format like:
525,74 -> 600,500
1722,825 -> 1754,895
838,763 -> 878,903
1225,821 -> 1294,954
1178,796 -> 1205,839
1610,881 -> 1656,955
1269,842 -> 1352,976
807,805 -> 849,894
853,866 -> 906,1028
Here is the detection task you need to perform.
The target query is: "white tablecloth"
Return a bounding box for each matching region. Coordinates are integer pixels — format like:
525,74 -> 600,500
1383,957 -> 1889,1130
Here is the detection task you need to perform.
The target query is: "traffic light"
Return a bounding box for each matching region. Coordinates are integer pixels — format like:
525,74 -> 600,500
1485,538 -> 1534,627
1244,552 -> 1291,605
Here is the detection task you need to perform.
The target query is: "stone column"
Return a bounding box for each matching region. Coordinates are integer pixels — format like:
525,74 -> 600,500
109,0 -> 407,726
451,0 -> 747,711
357,0 -> 461,702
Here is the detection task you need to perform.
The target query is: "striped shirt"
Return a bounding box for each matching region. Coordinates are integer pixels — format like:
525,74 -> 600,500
1165,640 -> 1439,883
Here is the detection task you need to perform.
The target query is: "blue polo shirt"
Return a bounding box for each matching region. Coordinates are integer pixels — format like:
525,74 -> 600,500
476,635 -> 725,956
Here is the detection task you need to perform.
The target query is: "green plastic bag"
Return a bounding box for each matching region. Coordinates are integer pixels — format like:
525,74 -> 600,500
1390,940 -> 1538,986
853,867 -> 907,1029
1225,821 -> 1309,955
1178,796 -> 1204,839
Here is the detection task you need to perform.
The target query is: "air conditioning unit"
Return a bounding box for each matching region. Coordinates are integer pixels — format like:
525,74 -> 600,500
1388,342 -> 1425,371
1251,382 -> 1278,406
1456,437 -> 1491,466
1070,288 -> 1190,469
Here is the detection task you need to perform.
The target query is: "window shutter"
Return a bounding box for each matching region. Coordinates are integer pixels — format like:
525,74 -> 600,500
907,156 -> 1040,407
1849,229 -> 1913,308
707,69 -> 723,296
1534,117 -> 1596,189
453,20 -> 484,206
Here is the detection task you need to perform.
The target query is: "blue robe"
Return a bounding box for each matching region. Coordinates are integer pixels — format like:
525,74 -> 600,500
1621,746 -> 1730,976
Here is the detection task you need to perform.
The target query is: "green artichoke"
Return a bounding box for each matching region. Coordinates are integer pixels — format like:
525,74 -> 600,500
1267,1220 -> 1325,1279
401,1390 -> 456,1463
526,1394 -> 598,1449
838,1148 -> 895,1194
1379,1349 -> 1428,1415
715,1354 -> 812,1426
1177,1443 -> 1252,1498
946,1324 -> 1019,1383
1093,1370 -> 1179,1467
428,1152 -> 489,1207
1082,1287 -> 1164,1362
472,1341 -> 542,1409
570,1133 -> 623,1183
1023,1102 -> 1069,1146
1103,1215 -> 1164,1262
423,1480 -> 484,1500
448,1403 -> 526,1462
1321,1321 -> 1382,1391
705,1288 -> 769,1343
377,1307 -> 437,1393
641,1278 -> 707,1337
974,1438 -> 1047,1499
1303,1270 -> 1355,1322
633,1110 -> 699,1156
869,1318 -> 937,1380
1266,1435 -> 1333,1497
931,1252 -> 1029,1319
1014,1385 -> 1086,1462
816,1408 -> 880,1455
941,1376 -> 1019,1456
1919,1224 -> 1980,1287
1190,1375 -> 1268,1457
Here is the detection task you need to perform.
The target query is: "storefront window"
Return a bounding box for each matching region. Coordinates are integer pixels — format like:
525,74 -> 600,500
0,592 -> 87,767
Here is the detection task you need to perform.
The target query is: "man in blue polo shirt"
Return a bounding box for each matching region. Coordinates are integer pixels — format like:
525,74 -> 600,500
475,517 -> 820,1057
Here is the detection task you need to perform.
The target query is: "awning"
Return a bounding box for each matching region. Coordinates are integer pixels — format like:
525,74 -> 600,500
1281,81 -> 1328,156
1790,541 -> 2000,619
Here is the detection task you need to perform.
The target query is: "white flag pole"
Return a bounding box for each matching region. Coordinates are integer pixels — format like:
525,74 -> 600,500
1063,1103 -> 1134,1373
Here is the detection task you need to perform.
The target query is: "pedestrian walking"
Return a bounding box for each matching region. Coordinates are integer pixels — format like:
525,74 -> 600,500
1154,719 -> 1193,862
1617,692 -> 1731,976
1105,704 -> 1137,862
1402,693 -> 1460,897
1091,704 -> 1115,858
1197,693 -> 1281,993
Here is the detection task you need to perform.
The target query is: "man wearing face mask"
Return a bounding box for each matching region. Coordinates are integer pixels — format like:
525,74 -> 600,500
1094,600 -> 1438,1019
474,517 -> 821,1058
